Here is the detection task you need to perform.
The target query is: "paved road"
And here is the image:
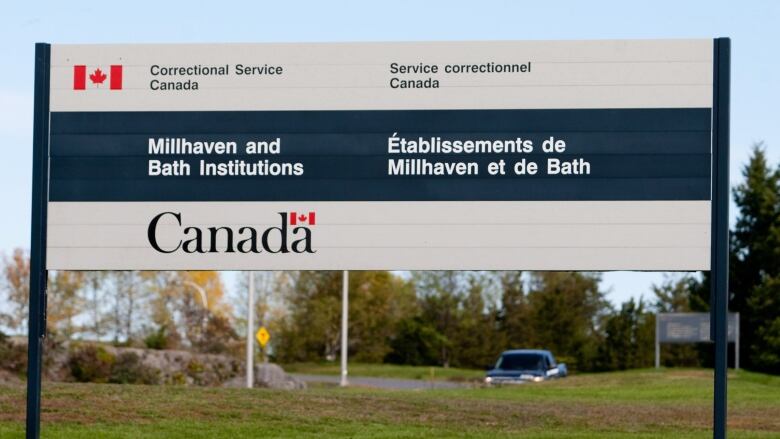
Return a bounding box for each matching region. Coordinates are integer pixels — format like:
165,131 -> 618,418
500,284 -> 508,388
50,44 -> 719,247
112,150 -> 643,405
291,373 -> 466,389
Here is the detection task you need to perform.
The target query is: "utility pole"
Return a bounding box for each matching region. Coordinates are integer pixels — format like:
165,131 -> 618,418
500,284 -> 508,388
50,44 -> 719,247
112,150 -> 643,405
247,271 -> 255,388
340,270 -> 349,387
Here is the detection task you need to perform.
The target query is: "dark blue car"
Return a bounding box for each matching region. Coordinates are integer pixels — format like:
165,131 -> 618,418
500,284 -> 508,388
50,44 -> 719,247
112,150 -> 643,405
485,349 -> 568,385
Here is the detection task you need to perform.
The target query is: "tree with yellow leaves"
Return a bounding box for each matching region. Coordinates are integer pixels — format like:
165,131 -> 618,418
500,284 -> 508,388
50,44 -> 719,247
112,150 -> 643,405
0,248 -> 30,334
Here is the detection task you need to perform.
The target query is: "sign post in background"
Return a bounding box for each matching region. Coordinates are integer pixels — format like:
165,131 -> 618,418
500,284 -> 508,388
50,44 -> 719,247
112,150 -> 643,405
655,313 -> 739,370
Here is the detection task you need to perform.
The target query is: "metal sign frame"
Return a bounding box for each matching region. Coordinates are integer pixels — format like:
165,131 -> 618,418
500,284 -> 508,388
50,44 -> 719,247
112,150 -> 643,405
25,38 -> 732,438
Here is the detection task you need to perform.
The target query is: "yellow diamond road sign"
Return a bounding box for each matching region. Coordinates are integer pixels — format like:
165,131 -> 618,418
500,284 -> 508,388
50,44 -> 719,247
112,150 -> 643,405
256,327 -> 270,348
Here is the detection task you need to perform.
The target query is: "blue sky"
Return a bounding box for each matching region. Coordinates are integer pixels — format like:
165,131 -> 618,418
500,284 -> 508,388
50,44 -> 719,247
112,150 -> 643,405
1,0 -> 778,306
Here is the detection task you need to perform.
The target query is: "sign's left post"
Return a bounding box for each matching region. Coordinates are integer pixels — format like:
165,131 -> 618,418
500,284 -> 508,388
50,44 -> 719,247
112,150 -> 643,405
26,42 -> 51,439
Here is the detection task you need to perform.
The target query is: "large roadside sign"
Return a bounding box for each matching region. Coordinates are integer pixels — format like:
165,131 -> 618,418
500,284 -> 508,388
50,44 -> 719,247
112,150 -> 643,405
27,39 -> 732,439
45,40 -> 715,271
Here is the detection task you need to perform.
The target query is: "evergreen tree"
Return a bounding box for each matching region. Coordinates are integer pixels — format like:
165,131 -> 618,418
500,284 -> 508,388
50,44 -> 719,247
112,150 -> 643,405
413,271 -> 468,367
687,144 -> 780,372
385,316 -> 445,366
599,298 -> 655,370
746,275 -> 780,373
654,275 -> 695,313
730,144 -> 780,372
451,274 -> 503,368
498,271 -> 531,349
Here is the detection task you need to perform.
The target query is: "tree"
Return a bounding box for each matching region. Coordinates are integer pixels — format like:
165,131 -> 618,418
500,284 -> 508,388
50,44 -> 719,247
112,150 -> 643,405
686,144 -> 780,372
451,274 -> 504,368
0,248 -> 30,334
348,271 -> 416,363
274,271 -> 342,362
274,271 -> 414,364
196,313 -> 241,355
386,271 -> 507,369
497,271 -> 530,349
730,144 -> 780,372
132,271 -> 232,351
142,271 -> 182,348
746,275 -> 780,373
653,274 -> 696,313
385,316 -> 446,366
599,297 -> 655,370
413,271 -> 469,367
104,271 -> 145,343
732,144 -> 780,308
526,272 -> 609,371
173,271 -> 230,351
47,271 -> 85,338
81,272 -> 109,340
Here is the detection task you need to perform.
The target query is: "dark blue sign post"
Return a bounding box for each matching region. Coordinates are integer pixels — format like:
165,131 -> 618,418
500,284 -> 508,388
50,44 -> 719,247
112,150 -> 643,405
27,42 -> 50,439
710,37 -> 731,439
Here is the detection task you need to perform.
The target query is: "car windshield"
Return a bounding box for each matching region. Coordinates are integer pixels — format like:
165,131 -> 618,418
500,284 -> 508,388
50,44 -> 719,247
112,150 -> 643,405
496,353 -> 544,371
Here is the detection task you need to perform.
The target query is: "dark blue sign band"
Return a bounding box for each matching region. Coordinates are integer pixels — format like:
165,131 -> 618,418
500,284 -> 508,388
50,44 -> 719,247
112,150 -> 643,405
49,108 -> 711,202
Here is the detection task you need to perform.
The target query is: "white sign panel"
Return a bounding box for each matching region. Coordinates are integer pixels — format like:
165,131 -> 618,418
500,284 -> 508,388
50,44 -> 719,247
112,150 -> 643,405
45,40 -> 714,270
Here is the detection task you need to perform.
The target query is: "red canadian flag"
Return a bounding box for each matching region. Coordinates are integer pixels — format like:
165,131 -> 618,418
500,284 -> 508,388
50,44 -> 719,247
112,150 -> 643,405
290,211 -> 316,226
73,65 -> 123,90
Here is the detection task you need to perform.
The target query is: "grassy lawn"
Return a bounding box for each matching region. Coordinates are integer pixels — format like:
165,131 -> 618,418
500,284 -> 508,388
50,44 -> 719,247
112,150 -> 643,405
0,369 -> 777,438
283,362 -> 485,382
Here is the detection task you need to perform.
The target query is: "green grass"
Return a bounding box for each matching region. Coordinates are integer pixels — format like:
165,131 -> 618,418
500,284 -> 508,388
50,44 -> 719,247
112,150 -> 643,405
283,361 -> 485,381
0,368 -> 777,438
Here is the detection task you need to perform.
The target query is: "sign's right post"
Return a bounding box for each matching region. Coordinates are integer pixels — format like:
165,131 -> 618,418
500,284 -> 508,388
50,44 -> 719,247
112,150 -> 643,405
711,37 -> 731,439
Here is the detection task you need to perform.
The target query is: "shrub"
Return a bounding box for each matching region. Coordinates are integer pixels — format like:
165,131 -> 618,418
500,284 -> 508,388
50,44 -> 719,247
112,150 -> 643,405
186,359 -> 206,385
186,359 -> 204,375
170,371 -> 187,386
68,345 -> 115,383
195,314 -> 240,355
144,326 -> 169,350
109,351 -> 160,385
385,317 -> 447,366
0,331 -> 27,374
